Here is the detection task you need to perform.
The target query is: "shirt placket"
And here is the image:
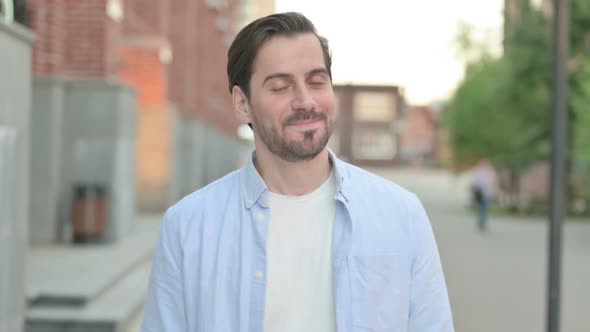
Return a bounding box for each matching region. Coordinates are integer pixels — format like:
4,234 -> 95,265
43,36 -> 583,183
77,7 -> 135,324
333,194 -> 353,332
248,202 -> 270,332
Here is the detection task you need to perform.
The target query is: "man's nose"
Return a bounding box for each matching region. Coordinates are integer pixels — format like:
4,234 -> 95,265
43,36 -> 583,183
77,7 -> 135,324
291,85 -> 316,111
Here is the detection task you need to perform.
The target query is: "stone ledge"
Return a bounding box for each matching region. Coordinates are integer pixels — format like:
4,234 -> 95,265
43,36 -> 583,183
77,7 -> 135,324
0,21 -> 35,44
27,260 -> 151,332
27,215 -> 159,306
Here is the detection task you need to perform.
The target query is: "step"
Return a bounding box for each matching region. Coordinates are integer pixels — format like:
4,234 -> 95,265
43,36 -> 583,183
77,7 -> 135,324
122,300 -> 146,332
27,259 -> 152,332
27,215 -> 160,306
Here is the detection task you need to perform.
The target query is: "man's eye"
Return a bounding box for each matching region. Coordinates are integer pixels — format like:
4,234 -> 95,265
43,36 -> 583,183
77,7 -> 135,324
272,86 -> 288,92
310,81 -> 326,87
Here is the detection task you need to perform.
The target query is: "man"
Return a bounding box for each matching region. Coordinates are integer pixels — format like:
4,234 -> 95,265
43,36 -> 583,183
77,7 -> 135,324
471,158 -> 496,232
141,12 -> 453,332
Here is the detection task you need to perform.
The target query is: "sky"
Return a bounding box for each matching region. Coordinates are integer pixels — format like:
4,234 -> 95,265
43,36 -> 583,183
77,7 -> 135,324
275,0 -> 505,105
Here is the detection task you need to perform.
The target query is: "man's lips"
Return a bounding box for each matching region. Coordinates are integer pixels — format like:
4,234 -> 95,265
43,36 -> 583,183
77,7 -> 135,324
288,118 -> 321,125
285,118 -> 322,130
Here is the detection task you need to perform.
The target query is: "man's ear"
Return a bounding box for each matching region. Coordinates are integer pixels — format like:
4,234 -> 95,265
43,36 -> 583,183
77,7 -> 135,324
232,85 -> 253,124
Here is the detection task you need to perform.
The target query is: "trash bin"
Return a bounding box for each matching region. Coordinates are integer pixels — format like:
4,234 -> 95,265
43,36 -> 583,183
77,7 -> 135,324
72,184 -> 108,243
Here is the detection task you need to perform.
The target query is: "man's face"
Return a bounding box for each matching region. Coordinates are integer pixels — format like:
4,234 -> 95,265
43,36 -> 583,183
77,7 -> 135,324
242,33 -> 335,162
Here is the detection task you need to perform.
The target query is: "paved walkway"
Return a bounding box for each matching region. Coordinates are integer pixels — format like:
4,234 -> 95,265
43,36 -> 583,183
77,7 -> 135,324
369,167 -> 590,332
27,215 -> 161,332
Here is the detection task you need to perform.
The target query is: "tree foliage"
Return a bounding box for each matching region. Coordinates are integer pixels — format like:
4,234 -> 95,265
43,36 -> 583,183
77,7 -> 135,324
445,3 -> 551,172
445,0 -> 590,207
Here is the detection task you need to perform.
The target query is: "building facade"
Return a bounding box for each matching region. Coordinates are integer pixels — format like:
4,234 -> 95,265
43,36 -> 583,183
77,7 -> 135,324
25,0 -> 275,234
120,0 -> 274,210
332,84 -> 407,166
400,106 -> 437,165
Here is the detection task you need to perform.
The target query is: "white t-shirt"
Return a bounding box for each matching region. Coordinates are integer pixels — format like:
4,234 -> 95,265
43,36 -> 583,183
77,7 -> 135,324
263,170 -> 337,332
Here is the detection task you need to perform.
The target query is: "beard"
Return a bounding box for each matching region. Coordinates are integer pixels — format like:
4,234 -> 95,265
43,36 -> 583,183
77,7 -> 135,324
253,110 -> 334,162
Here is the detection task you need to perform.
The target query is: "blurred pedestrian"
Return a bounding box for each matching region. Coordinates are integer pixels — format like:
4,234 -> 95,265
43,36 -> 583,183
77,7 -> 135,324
471,158 -> 496,232
141,12 -> 453,332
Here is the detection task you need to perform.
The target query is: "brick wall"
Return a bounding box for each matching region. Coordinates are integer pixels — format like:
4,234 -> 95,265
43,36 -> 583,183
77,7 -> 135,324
197,0 -> 241,135
29,0 -> 66,75
118,43 -> 167,108
123,0 -> 169,36
29,0 -> 121,77
63,0 -> 106,76
167,0 -> 241,135
167,0 -> 198,118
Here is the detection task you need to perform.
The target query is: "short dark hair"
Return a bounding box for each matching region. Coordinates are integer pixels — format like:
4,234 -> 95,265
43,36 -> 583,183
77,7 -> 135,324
227,12 -> 332,98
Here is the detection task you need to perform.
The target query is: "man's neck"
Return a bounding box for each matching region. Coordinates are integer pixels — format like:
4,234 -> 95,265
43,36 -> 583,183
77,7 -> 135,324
254,145 -> 332,196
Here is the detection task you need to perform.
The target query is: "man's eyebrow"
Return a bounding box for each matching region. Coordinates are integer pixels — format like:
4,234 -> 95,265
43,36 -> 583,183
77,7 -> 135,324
262,73 -> 293,85
306,68 -> 330,79
262,68 -> 330,85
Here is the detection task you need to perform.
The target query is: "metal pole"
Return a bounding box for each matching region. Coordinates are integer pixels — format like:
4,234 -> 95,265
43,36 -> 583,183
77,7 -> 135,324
548,0 -> 569,331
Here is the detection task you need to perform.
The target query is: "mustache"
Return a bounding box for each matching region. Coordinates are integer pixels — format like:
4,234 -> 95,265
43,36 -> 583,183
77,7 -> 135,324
283,111 -> 326,126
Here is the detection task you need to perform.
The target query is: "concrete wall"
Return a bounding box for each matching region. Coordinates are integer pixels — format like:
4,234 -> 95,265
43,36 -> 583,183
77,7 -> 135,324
30,78 -> 138,245
170,112 -> 206,202
59,79 -> 137,243
170,111 -> 247,204
0,21 -> 34,332
30,78 -> 65,245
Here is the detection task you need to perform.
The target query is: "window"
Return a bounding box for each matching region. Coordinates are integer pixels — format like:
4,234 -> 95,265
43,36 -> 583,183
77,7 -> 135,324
352,128 -> 397,160
353,92 -> 396,122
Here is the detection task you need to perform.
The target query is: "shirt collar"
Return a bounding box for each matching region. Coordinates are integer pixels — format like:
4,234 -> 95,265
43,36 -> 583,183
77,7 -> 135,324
328,148 -> 349,203
239,150 -> 268,209
239,148 -> 350,209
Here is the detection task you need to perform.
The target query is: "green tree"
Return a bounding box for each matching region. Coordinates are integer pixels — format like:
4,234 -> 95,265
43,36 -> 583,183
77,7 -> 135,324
446,3 -> 551,171
569,0 -> 590,208
446,0 -> 590,213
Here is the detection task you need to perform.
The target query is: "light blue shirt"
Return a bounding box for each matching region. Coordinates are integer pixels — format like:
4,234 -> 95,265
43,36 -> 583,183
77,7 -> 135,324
141,150 -> 454,332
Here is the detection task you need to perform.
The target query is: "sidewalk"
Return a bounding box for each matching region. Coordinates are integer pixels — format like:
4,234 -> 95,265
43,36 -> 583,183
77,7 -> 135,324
27,214 -> 161,332
370,167 -> 590,332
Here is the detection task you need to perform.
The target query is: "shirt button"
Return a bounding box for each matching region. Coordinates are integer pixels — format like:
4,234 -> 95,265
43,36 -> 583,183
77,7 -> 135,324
256,213 -> 264,221
255,271 -> 264,280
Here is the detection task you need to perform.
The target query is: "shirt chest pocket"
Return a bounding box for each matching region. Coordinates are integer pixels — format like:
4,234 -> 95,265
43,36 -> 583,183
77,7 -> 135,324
347,254 -> 411,332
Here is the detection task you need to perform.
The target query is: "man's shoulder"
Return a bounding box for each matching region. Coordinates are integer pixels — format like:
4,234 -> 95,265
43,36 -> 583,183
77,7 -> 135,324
340,161 -> 416,201
167,169 -> 241,217
339,161 -> 426,250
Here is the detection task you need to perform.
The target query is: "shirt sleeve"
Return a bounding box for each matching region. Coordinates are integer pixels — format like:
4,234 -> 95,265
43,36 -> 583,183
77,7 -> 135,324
407,194 -> 455,332
140,209 -> 187,331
